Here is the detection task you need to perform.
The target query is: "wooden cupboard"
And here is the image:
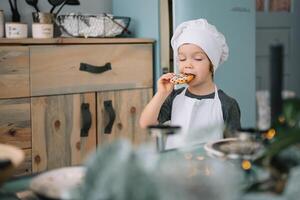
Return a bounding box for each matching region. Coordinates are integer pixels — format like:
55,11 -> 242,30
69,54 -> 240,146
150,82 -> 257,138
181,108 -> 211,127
0,38 -> 154,175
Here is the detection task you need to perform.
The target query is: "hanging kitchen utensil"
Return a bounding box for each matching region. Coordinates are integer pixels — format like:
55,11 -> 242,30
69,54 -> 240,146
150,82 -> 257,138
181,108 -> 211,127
8,0 -> 20,22
55,0 -> 80,16
48,0 -> 65,13
25,0 -> 40,12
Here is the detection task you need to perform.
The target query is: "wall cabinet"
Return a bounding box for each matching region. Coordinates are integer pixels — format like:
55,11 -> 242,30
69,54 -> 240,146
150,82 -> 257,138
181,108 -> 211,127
0,38 -> 154,175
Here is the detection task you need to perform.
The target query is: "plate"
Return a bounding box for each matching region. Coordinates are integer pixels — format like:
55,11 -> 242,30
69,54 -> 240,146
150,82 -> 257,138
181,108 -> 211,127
30,166 -> 86,200
204,138 -> 264,160
0,144 -> 25,185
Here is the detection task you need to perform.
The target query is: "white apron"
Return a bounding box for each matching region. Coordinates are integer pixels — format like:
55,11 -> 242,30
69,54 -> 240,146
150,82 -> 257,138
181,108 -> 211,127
166,85 -> 224,149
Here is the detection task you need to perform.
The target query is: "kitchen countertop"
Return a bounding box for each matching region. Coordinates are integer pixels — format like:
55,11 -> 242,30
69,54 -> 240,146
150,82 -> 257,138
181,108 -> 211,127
0,142 -> 296,200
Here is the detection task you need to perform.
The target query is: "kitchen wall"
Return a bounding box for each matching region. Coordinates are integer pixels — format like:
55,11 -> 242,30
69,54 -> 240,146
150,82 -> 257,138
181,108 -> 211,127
172,0 -> 256,128
112,0 -> 161,90
113,0 -> 257,128
256,0 -> 300,96
0,0 -> 112,27
0,0 -> 259,128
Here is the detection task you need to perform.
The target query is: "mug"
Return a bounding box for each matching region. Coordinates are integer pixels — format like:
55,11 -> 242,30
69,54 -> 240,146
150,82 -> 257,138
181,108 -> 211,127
32,12 -> 55,24
5,23 -> 28,39
32,23 -> 54,39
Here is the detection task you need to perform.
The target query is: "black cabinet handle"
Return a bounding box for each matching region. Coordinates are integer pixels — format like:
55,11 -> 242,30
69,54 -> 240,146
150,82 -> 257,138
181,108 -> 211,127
0,159 -> 12,169
79,62 -> 112,74
81,103 -> 92,137
104,100 -> 116,134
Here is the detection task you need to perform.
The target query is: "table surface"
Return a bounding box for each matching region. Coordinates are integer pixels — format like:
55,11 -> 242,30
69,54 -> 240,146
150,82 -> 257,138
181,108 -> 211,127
0,144 -> 222,199
0,142 -> 291,200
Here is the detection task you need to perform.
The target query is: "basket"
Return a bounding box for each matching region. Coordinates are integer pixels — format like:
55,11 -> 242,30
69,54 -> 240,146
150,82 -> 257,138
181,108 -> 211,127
55,13 -> 131,38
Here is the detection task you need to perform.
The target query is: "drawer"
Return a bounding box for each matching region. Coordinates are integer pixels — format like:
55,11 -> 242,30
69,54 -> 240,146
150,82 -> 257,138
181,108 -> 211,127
30,44 -> 153,96
0,47 -> 30,99
0,98 -> 31,149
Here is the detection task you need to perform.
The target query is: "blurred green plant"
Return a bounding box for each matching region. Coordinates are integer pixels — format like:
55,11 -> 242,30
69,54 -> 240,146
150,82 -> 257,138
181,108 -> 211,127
258,98 -> 300,165
248,98 -> 300,193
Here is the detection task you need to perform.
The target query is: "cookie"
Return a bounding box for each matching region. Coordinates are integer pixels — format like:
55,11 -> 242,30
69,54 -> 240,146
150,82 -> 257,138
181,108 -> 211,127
170,74 -> 195,84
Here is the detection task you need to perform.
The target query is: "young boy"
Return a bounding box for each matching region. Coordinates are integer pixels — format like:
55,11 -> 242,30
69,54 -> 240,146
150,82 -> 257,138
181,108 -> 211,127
139,18 -> 241,149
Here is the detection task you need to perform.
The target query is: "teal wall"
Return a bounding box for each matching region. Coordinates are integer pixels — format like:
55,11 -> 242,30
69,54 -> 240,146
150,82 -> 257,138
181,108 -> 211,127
113,0 -> 256,128
112,0 -> 161,90
173,0 -> 256,128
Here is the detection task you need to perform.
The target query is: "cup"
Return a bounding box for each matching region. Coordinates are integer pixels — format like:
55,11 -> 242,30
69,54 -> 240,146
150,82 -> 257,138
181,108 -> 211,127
147,125 -> 181,152
5,22 -> 28,39
32,23 -> 54,39
32,12 -> 55,24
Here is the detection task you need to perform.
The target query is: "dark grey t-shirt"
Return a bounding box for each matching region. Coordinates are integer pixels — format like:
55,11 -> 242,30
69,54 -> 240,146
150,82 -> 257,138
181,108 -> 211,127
158,87 -> 241,131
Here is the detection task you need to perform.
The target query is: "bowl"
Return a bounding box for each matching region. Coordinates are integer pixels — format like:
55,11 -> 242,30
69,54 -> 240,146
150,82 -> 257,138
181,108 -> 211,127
204,138 -> 264,160
0,144 -> 25,185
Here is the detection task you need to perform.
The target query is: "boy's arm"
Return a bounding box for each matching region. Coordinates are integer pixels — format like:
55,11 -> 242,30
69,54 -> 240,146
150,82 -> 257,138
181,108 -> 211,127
139,92 -> 169,128
225,99 -> 241,132
139,73 -> 175,128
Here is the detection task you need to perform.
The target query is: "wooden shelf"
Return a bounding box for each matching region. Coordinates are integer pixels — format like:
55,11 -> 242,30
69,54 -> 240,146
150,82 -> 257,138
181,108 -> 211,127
0,37 -> 155,45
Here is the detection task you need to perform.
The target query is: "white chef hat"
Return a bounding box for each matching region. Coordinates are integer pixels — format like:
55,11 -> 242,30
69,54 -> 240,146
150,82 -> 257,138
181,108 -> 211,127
171,18 -> 229,72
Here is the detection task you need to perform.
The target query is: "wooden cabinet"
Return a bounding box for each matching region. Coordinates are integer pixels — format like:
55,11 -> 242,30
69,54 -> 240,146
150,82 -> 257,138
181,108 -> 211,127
0,38 -> 154,175
30,44 -> 152,96
0,47 -> 30,98
0,98 -> 32,175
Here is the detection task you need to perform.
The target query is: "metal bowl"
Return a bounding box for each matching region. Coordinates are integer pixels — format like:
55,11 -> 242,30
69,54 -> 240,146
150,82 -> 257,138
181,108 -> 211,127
204,138 -> 264,160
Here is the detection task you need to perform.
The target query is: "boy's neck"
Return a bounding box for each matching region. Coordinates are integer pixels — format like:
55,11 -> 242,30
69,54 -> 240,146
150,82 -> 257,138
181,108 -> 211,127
187,81 -> 215,96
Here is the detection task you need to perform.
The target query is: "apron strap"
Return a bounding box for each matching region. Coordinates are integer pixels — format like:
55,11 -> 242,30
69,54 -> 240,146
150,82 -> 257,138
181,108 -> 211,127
214,85 -> 219,100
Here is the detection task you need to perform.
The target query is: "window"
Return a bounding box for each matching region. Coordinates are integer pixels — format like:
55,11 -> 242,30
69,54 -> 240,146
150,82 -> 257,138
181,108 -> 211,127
256,0 -> 291,12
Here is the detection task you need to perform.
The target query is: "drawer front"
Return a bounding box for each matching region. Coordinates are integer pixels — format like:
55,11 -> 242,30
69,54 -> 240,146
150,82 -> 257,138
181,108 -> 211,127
0,98 -> 31,149
30,44 -> 153,96
0,47 -> 30,99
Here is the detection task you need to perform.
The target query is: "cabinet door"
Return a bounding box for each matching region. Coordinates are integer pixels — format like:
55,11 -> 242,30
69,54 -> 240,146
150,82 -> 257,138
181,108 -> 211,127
97,88 -> 152,146
0,98 -> 32,175
31,93 -> 96,172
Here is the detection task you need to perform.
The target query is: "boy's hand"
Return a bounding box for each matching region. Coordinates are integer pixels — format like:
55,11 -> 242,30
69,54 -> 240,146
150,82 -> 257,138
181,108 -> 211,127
157,73 -> 175,95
